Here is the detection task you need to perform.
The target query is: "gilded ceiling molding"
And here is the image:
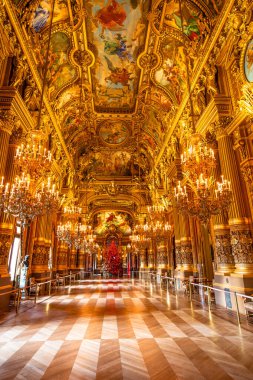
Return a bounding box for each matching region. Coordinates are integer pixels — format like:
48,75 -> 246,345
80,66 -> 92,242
3,0 -> 74,169
155,0 -> 236,167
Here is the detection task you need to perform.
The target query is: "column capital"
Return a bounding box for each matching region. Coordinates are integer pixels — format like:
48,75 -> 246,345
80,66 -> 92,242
9,124 -> 24,145
0,110 -> 16,135
211,116 -> 233,140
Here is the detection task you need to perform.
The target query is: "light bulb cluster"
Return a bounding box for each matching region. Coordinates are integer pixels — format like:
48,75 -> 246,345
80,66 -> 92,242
0,173 -> 60,226
14,141 -> 52,179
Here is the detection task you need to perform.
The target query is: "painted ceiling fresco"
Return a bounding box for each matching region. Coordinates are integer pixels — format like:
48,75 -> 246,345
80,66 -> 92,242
244,40 -> 253,83
98,120 -> 129,145
85,0 -> 150,112
94,211 -> 133,235
16,0 -> 224,188
31,0 -> 69,32
79,150 -> 137,178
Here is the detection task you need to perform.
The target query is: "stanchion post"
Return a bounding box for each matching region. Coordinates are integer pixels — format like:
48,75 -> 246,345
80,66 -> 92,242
234,292 -> 241,326
207,287 -> 211,312
189,281 -> 192,301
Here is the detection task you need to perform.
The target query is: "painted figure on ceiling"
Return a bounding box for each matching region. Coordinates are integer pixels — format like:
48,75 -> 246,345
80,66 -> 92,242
32,5 -> 50,32
104,56 -> 132,87
104,34 -> 133,61
164,0 -> 205,41
95,0 -> 127,37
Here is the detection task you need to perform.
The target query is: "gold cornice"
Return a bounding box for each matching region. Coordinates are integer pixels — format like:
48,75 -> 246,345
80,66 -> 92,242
10,91 -> 34,133
155,0 -> 236,166
4,0 -> 74,169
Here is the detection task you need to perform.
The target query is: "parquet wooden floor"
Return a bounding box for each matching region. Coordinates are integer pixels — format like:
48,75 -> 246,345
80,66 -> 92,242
0,279 -> 253,380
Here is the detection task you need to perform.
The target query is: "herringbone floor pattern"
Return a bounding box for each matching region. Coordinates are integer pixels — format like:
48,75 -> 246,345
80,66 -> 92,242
0,279 -> 253,379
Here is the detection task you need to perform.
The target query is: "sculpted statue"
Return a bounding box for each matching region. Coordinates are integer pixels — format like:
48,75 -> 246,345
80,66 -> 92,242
11,58 -> 28,88
24,74 -> 39,110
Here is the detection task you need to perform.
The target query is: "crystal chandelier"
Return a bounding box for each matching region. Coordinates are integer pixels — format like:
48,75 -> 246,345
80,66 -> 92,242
174,174 -> 232,225
0,174 -> 61,225
56,221 -> 73,246
14,130 -> 52,179
239,83 -> 253,115
147,202 -> 165,220
39,177 -> 61,213
63,204 -> 82,216
0,173 -> 44,226
172,0 -> 232,225
56,219 -> 93,249
181,133 -> 216,179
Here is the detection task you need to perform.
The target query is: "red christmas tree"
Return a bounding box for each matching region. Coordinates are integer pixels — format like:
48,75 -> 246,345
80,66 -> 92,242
105,240 -> 121,275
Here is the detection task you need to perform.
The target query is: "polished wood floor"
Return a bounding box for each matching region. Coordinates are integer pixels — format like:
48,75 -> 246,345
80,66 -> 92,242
0,279 -> 253,380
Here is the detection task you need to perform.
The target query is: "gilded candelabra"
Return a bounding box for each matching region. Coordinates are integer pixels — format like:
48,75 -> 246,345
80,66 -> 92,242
14,130 -> 52,179
175,174 -> 232,225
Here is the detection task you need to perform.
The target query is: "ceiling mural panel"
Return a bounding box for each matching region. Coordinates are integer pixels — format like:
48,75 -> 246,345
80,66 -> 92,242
55,85 -> 80,110
94,211 -> 133,235
84,0 -> 151,113
31,0 -> 70,33
154,37 -> 187,105
244,39 -> 253,83
98,120 -> 130,145
80,150 -> 134,178
163,0 -> 208,41
46,32 -> 78,99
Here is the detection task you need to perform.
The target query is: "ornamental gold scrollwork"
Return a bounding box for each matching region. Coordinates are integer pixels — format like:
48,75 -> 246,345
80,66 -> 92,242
180,243 -> 193,265
139,53 -> 158,71
231,229 -> 253,264
0,234 -> 12,266
215,233 -> 234,264
32,244 -> 50,266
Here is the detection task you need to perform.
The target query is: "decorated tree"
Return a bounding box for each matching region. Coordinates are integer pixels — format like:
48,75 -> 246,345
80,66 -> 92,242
105,240 -> 121,275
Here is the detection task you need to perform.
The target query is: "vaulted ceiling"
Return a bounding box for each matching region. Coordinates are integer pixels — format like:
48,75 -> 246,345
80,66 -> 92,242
15,0 -> 223,222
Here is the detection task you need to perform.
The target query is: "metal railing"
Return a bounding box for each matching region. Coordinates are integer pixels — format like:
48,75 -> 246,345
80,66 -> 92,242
0,271 -> 82,315
136,271 -> 253,326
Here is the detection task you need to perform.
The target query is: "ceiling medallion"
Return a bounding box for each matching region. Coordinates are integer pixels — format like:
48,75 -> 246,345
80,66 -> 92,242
98,120 -> 130,146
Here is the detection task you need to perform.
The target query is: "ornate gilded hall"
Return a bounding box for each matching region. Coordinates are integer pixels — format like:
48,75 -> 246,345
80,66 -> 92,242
1,0 -> 253,379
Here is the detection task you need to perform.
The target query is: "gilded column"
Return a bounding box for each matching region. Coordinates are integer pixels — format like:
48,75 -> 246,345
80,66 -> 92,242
0,112 -> 15,299
173,209 -> 181,270
213,213 -> 234,273
31,214 -> 52,281
139,247 -> 146,269
179,214 -> 193,278
70,246 -> 77,270
56,241 -> 68,274
211,140 -> 234,274
77,245 -> 85,271
216,121 -> 253,274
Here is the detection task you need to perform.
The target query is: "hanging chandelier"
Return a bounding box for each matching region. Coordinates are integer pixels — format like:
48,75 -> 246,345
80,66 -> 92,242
173,0 -> 232,225
63,204 -> 82,217
0,173 -> 44,226
174,175 -> 232,225
0,174 -> 61,226
14,130 -> 52,179
181,133 -> 216,179
38,177 -> 61,212
56,219 -> 93,248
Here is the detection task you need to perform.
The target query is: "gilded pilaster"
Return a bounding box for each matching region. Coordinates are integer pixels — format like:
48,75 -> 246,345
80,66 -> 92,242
57,241 -> 68,273
214,217 -> 235,273
216,120 -> 253,274
70,246 -> 77,270
139,248 -> 146,269
30,215 -> 51,280
78,246 -> 85,270
178,214 -> 193,278
0,111 -> 16,294
173,209 -> 181,268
